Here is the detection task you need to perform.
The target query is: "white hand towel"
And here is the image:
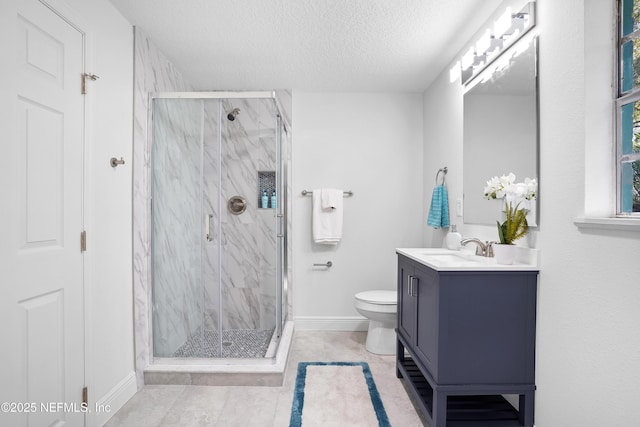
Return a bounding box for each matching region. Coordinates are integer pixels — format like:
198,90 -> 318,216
320,188 -> 341,209
312,189 -> 343,245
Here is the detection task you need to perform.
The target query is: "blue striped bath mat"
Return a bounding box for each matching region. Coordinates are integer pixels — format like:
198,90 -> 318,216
289,362 -> 391,427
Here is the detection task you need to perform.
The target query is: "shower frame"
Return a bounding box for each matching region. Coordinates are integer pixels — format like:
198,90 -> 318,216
148,91 -> 289,364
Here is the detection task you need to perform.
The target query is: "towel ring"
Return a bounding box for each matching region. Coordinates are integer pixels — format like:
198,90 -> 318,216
435,167 -> 448,185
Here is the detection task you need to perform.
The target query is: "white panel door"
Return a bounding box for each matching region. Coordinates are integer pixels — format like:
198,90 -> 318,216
0,0 -> 85,426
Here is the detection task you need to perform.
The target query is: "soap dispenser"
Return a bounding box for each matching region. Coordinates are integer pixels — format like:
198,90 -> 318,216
446,224 -> 462,250
261,190 -> 269,209
270,190 -> 277,209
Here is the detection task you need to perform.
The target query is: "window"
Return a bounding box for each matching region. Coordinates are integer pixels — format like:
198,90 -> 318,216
617,0 -> 640,214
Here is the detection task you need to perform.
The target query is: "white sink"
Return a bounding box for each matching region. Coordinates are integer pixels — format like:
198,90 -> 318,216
417,251 -> 486,267
418,252 -> 479,262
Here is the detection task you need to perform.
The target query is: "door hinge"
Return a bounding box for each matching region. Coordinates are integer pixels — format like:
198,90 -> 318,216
81,73 -> 99,95
80,230 -> 87,252
82,386 -> 88,406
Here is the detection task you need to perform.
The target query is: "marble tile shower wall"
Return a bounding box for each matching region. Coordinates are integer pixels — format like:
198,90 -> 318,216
214,99 -> 278,332
204,99 -> 276,330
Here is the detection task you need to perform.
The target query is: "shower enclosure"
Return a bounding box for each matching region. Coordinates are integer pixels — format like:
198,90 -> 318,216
150,92 -> 288,361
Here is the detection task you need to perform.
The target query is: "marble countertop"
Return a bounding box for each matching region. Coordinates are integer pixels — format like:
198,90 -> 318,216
396,247 -> 539,272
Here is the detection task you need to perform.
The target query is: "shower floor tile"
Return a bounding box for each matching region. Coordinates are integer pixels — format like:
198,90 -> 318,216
172,328 -> 274,358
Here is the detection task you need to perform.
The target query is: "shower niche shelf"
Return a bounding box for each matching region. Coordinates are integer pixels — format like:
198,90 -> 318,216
258,171 -> 276,209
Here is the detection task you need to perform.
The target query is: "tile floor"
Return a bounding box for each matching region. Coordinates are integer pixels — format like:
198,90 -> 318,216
172,328 -> 274,358
105,331 -> 426,426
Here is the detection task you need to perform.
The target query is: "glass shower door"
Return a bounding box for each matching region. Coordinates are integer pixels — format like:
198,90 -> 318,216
151,98 -> 206,358
151,94 -> 284,360
217,98 -> 280,357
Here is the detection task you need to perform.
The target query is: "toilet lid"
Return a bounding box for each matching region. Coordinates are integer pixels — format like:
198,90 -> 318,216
355,290 -> 396,305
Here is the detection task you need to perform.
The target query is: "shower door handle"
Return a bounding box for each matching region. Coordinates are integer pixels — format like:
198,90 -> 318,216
205,214 -> 213,241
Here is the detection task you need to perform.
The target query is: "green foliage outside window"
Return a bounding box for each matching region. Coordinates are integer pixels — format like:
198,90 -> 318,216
620,0 -> 640,212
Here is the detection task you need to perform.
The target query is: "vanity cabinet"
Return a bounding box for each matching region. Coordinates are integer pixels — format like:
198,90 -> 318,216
397,260 -> 419,343
397,259 -> 438,373
396,253 -> 538,427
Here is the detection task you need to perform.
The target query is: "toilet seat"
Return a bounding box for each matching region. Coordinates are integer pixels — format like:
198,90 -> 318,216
355,290 -> 396,305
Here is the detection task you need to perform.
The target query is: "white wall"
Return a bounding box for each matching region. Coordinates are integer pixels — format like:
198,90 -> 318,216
53,0 -> 136,424
422,61 -> 466,248
292,92 -> 424,329
422,0 -> 640,425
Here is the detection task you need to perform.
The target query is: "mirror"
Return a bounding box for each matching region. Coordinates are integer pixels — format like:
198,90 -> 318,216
463,36 -> 538,226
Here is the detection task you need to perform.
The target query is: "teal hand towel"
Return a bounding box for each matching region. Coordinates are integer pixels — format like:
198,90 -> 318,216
427,185 -> 450,229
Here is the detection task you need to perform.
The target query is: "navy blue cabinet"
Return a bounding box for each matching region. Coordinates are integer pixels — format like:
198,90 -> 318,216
397,260 -> 418,343
396,254 -> 538,427
398,261 -> 439,375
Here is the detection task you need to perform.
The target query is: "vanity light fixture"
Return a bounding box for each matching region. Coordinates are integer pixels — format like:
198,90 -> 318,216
449,60 -> 461,83
461,47 -> 476,71
494,7 -> 513,39
458,2 -> 536,85
476,29 -> 492,56
472,34 -> 534,88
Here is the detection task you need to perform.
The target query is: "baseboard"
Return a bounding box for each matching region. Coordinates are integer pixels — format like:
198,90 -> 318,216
93,371 -> 137,426
294,316 -> 368,331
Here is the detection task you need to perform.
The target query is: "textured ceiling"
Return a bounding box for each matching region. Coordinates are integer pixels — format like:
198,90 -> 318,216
108,0 -> 504,92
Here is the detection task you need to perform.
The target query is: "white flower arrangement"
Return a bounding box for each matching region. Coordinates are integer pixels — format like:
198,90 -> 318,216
484,172 -> 537,203
483,173 -> 538,245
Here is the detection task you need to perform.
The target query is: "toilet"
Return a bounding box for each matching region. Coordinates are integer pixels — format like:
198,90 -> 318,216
354,290 -> 397,355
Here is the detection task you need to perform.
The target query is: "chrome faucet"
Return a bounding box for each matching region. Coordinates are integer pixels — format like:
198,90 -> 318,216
460,238 -> 494,257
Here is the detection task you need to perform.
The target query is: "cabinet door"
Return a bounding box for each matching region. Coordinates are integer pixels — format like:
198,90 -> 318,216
397,259 -> 417,344
415,266 -> 439,377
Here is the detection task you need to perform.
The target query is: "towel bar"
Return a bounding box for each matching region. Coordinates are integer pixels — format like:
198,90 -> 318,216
301,190 -> 353,196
